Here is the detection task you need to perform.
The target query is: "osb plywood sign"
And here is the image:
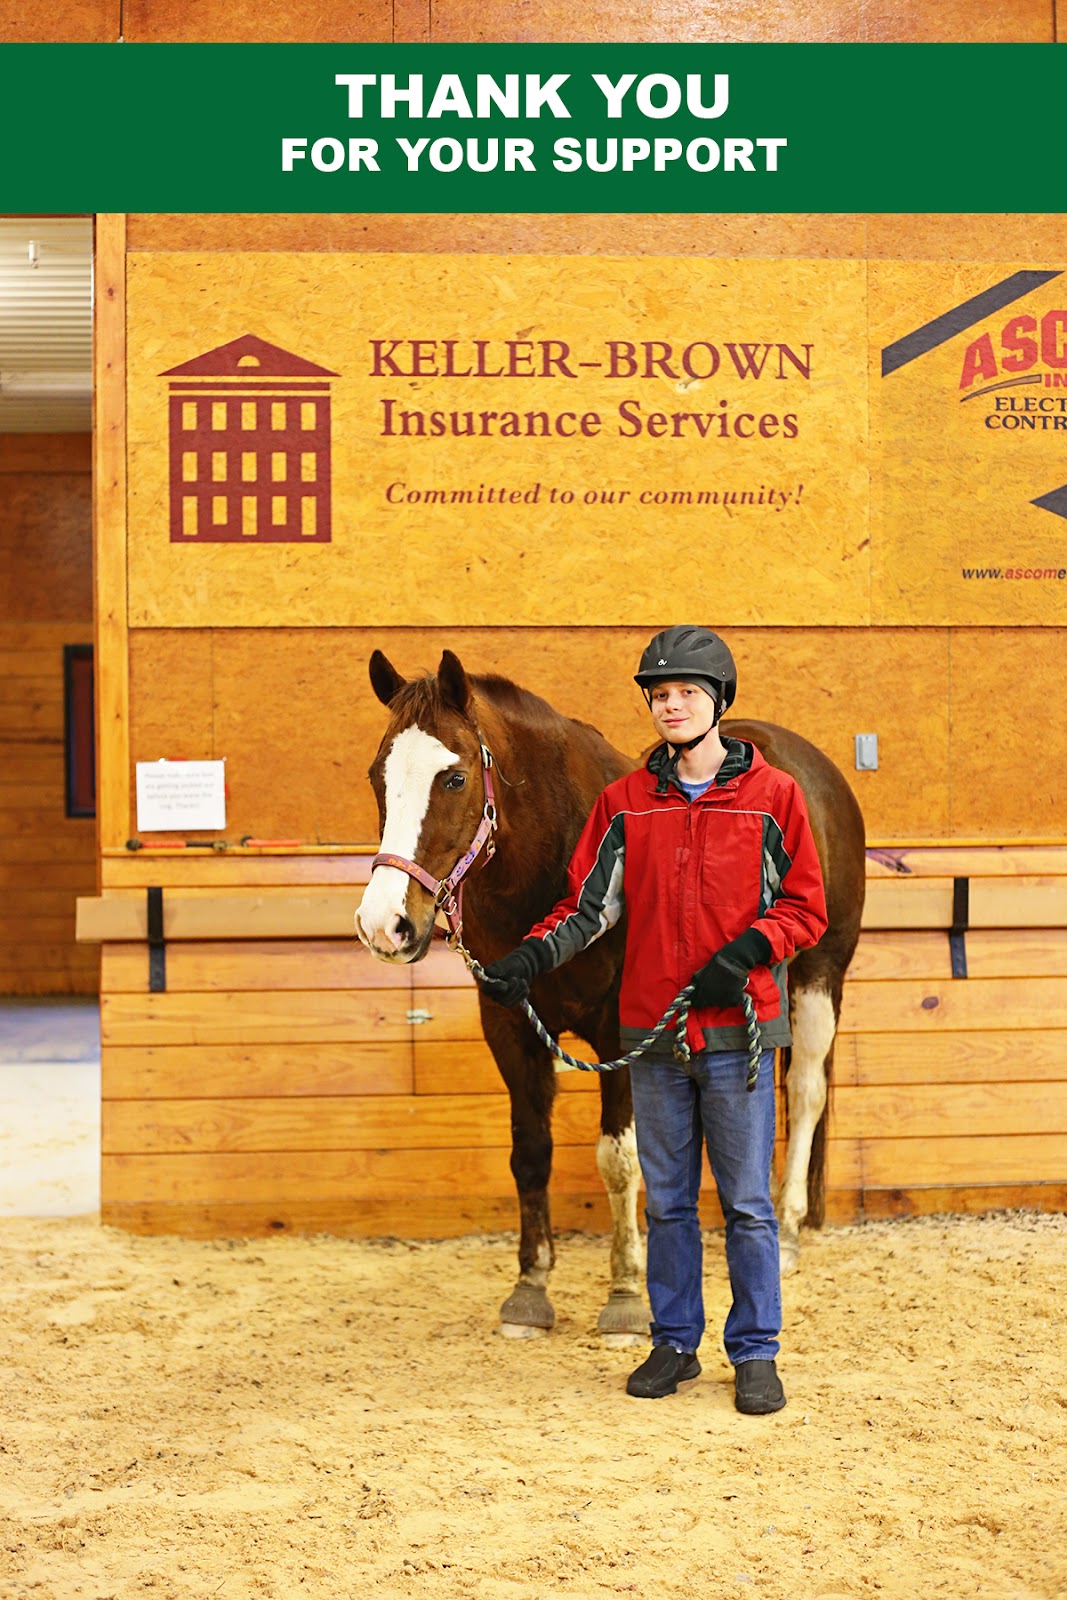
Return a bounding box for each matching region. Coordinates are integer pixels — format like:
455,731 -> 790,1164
125,253 -> 1066,628
872,263 -> 1067,624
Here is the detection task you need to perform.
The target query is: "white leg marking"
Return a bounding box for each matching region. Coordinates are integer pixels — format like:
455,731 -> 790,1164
355,726 -> 458,956
778,985 -> 837,1248
597,1125 -> 644,1296
520,1240 -> 554,1290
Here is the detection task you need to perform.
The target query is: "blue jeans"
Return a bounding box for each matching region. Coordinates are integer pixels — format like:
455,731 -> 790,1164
629,1048 -> 780,1366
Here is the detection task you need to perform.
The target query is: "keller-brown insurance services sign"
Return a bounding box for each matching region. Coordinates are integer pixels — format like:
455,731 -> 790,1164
126,254 -> 1067,627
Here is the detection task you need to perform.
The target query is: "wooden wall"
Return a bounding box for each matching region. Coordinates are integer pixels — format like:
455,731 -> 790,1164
90,847 -> 1067,1236
124,623 -> 1067,846
3,0 -> 1064,40
116,209 -> 1067,850
0,435 -> 98,995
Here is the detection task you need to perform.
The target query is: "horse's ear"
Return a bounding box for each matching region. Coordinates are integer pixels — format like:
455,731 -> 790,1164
369,650 -> 407,708
438,650 -> 472,715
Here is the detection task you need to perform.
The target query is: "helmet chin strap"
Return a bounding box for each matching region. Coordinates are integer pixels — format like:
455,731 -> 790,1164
661,724 -> 712,789
667,728 -> 710,753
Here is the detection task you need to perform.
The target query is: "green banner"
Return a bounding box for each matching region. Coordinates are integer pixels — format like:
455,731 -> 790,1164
0,43 -> 1064,213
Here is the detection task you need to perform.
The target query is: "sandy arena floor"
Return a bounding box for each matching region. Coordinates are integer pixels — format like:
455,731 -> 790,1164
1,1211 -> 1065,1600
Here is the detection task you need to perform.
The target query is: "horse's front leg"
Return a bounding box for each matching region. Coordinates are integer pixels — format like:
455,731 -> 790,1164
481,1002 -> 559,1337
777,979 -> 838,1274
594,1064 -> 649,1343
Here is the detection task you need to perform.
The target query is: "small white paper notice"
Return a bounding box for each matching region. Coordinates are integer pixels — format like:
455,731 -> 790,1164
135,760 -> 227,832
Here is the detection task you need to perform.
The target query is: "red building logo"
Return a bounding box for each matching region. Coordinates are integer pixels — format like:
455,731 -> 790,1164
161,335 -> 337,543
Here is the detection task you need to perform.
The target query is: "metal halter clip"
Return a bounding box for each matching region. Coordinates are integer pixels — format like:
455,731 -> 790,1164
444,905 -> 465,950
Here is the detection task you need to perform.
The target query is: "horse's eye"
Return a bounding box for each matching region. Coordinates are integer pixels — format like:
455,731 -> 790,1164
442,771 -> 467,791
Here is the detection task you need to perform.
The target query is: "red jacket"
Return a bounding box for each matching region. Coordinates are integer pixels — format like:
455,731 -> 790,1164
527,738 -> 828,1051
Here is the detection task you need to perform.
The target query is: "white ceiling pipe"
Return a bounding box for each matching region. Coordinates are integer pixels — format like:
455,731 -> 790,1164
0,369 -> 93,400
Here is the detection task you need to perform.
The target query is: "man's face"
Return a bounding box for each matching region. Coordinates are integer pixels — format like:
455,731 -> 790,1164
648,679 -> 718,744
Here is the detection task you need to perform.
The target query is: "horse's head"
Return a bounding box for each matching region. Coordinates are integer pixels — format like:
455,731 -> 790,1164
355,648 -> 491,963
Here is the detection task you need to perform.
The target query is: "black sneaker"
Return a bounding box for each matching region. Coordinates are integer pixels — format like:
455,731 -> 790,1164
734,1359 -> 786,1414
626,1345 -> 701,1399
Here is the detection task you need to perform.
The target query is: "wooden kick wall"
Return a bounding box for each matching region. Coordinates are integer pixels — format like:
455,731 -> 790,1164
0,434 -> 98,996
89,848 -> 1067,1237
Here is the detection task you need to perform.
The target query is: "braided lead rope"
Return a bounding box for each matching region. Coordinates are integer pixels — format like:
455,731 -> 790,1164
740,992 -> 762,1092
455,942 -> 763,1090
521,982 -> 695,1073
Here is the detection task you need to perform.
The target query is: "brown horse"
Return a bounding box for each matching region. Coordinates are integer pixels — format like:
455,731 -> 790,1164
356,649 -> 865,1336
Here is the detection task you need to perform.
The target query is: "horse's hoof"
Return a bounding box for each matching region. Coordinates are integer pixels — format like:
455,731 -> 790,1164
596,1291 -> 650,1337
779,1233 -> 800,1277
499,1321 -> 550,1340
499,1282 -> 555,1331
599,1332 -> 646,1349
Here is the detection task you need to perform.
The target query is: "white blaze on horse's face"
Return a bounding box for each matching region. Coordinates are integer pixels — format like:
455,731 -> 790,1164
355,725 -> 460,960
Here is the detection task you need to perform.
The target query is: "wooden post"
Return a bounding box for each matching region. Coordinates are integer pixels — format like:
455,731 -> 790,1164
92,213 -> 129,864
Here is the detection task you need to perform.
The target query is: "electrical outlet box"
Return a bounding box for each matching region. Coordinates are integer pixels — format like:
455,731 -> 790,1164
854,733 -> 879,771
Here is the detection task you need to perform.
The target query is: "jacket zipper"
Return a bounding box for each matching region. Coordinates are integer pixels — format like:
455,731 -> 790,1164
681,801 -> 696,1042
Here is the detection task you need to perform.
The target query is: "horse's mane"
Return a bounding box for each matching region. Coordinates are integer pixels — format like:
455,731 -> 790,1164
386,668 -> 633,793
473,672 -> 574,729
476,676 -> 634,769
390,670 -> 571,734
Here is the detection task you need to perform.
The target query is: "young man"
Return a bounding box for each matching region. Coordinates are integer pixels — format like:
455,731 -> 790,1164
477,625 -> 828,1413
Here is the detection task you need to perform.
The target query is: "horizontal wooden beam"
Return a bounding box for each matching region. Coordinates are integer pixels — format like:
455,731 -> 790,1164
99,1080 -> 1066,1156
101,1090 -> 606,1155
863,876 -> 1067,929
835,1030 -> 1067,1087
411,976 -> 1067,1039
99,1025 -> 1067,1104
415,1030 -> 1067,1094
99,1193 -> 621,1239
99,1181 -> 1067,1240
101,854 -> 376,888
102,1040 -> 415,1100
96,974 -> 1067,1047
848,928 -> 1067,982
99,1129 -> 1065,1210
864,845 -> 1067,876
100,988 -> 412,1047
80,892 -> 363,942
101,939 -> 413,993
99,1142 -> 633,1205
77,873 -> 1067,943
95,928 -> 1067,996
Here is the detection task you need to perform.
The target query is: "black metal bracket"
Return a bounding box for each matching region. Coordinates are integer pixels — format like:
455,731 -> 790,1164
949,876 -> 969,979
147,885 -> 166,993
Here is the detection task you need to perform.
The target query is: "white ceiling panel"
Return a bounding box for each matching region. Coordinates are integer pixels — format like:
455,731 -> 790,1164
0,217 -> 93,434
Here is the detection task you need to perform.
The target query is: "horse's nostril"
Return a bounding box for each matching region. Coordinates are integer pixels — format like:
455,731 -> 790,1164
395,915 -> 415,945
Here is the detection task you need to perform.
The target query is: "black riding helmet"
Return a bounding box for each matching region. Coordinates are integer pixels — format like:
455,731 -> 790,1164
634,625 -> 737,724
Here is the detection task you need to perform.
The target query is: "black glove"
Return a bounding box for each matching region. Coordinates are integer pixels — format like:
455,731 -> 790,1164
477,938 -> 553,1008
690,928 -> 772,1010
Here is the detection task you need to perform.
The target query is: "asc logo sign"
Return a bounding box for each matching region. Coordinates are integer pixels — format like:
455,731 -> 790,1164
958,306 -> 1067,432
881,267 -> 1067,522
